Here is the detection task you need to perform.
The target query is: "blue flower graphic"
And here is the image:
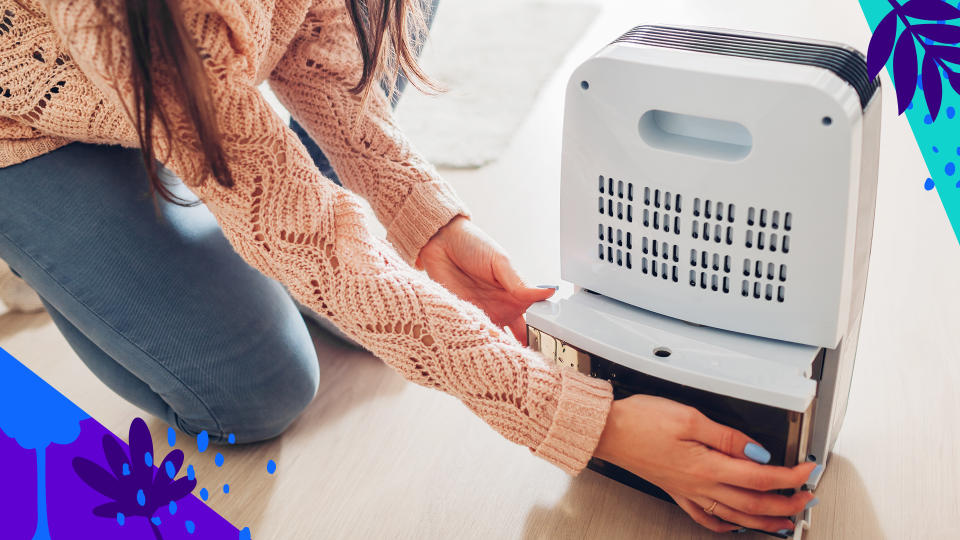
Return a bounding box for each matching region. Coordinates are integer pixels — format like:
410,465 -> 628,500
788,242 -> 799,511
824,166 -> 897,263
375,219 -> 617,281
72,417 -> 196,540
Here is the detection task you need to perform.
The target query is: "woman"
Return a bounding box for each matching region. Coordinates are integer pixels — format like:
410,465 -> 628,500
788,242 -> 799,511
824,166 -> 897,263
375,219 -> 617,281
0,0 -> 817,534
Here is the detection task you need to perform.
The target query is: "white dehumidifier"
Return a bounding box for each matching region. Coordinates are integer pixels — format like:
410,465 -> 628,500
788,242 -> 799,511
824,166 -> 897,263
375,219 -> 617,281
526,25 -> 881,538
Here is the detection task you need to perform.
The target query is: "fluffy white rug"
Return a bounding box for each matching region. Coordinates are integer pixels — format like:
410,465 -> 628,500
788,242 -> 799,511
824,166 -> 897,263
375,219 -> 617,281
395,0 -> 600,168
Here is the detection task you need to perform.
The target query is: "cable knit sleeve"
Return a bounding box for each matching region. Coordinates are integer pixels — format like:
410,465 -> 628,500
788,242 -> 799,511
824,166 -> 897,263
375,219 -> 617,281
268,0 -> 467,264
40,0 -> 612,473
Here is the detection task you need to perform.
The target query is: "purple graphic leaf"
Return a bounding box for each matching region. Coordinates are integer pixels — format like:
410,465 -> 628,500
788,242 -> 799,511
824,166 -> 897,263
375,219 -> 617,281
91,501 -> 124,518
166,476 -> 199,500
153,448 -> 184,488
868,11 -> 900,80
893,30 -> 920,113
922,53 -> 943,119
72,457 -> 124,500
913,23 -> 960,43
929,44 -> 960,64
901,0 -> 960,20
128,417 -> 153,483
100,434 -> 128,478
948,68 -> 960,94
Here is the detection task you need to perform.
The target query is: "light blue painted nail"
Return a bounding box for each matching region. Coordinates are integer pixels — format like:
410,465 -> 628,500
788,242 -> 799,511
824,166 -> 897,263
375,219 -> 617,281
734,528 -> 747,533
777,529 -> 791,536
804,497 -> 819,510
806,464 -> 824,485
744,442 -> 771,464
535,285 -> 559,290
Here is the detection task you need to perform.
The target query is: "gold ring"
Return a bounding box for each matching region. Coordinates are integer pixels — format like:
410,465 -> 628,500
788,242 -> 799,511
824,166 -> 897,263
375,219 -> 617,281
704,500 -> 718,515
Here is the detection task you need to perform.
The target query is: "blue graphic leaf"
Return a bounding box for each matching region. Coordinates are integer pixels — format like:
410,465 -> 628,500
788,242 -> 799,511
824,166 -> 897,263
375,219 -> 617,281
893,30 -> 920,113
929,44 -> 960,64
868,11 -> 900,80
72,457 -> 123,500
913,23 -> 960,43
922,53 -> 943,119
901,0 -> 960,20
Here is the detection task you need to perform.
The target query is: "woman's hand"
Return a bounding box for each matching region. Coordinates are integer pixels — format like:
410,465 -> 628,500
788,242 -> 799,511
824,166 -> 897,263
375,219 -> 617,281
594,395 -> 818,534
417,216 -> 554,344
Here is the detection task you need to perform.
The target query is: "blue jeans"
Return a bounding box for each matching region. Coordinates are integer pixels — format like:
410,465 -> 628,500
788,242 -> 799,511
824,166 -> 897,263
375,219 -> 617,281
0,143 -> 324,443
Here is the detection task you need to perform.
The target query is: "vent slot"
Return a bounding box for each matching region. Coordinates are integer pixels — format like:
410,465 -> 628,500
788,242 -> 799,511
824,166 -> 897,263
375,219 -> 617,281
641,186 -> 682,235
745,206 -> 792,253
689,248 -> 731,294
598,176 -> 635,223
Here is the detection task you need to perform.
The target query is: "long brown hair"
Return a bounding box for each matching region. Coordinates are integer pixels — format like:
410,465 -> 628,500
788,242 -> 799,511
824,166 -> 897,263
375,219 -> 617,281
123,0 -> 435,204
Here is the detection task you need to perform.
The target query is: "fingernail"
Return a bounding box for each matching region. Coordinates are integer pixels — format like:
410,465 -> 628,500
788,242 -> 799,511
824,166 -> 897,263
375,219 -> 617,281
804,497 -> 819,510
536,285 -> 559,290
744,442 -> 771,464
806,464 -> 824,486
734,528 -> 747,533
777,529 -> 792,537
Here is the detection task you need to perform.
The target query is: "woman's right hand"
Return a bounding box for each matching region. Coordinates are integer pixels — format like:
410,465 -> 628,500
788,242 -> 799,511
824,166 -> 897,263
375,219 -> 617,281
593,395 -> 817,534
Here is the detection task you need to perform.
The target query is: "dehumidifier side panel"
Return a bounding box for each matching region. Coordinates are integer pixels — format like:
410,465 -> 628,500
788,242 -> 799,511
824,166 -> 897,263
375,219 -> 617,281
807,91 -> 882,471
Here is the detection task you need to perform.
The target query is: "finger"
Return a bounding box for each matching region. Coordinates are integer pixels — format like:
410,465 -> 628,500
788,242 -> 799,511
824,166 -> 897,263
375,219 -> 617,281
702,452 -> 816,492
689,495 -> 794,533
671,493 -> 740,534
491,257 -> 553,302
688,413 -> 769,463
507,316 -> 528,346
704,484 -> 815,518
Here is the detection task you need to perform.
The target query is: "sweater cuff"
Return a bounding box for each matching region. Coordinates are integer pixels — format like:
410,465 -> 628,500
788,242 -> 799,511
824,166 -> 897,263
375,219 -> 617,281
386,180 -> 470,265
533,369 -> 613,475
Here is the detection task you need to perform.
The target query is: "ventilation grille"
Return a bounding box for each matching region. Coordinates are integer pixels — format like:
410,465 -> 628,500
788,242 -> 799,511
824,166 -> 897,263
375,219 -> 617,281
592,175 -> 792,304
741,257 -> 788,302
744,207 -> 791,253
598,175 -> 634,223
641,187 -> 681,235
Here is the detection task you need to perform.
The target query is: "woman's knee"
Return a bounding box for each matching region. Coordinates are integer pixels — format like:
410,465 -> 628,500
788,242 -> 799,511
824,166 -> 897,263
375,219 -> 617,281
171,343 -> 321,445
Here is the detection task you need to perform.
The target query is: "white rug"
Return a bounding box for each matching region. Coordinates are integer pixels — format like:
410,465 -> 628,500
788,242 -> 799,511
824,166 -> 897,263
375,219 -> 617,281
395,0 -> 600,169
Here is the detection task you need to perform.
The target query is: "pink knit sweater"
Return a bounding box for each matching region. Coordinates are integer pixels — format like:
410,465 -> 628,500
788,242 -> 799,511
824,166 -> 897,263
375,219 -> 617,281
0,0 -> 612,473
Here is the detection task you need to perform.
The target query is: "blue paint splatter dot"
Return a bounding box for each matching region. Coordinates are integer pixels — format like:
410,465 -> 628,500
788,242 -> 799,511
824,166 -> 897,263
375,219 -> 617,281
187,464 -> 195,481
122,463 -> 130,476
168,427 -> 176,447
933,146 -> 940,153
137,489 -> 146,506
267,460 -> 276,474
169,500 -> 178,515
145,451 -> 153,467
186,521 -> 196,534
924,114 -> 933,124
228,433 -> 236,444
924,177 -> 936,190
199,488 -> 208,501
239,526 -> 252,540
215,452 -> 224,467
907,101 -> 914,110
948,107 -> 956,119
165,460 -> 176,479
223,484 -> 230,494
947,162 -> 956,176
197,430 -> 209,453
116,512 -> 125,526
151,516 -> 162,526
918,74 -> 924,89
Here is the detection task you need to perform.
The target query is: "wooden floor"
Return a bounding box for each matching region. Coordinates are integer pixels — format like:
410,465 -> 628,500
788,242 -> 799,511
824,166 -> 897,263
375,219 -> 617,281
3,0 -> 959,538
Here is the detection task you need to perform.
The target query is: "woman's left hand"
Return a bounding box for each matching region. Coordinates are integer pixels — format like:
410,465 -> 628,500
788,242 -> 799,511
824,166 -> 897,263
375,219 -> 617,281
417,216 -> 555,345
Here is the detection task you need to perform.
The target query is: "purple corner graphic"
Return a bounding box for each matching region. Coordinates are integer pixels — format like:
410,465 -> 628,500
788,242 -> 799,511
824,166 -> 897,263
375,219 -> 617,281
0,347 -> 242,539
866,0 -> 960,120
